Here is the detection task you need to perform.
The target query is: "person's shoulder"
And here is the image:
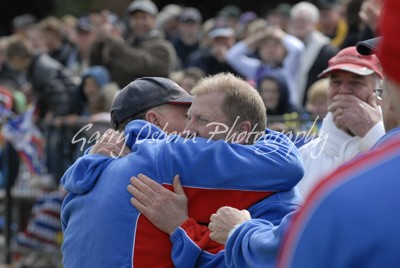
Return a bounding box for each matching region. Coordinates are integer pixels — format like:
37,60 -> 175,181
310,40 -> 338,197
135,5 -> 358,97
308,137 -> 400,203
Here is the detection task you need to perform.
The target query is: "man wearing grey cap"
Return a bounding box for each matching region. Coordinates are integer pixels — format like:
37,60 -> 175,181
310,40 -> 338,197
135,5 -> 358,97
89,0 -> 177,88
61,77 -> 192,267
60,74 -> 304,267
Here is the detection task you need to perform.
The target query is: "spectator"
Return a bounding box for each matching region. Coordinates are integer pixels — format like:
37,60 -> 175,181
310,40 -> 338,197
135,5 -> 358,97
89,0 -> 177,87
187,18 -> 241,77
11,13 -> 37,39
171,66 -> 205,93
279,2 -> 400,265
339,0 -> 364,49
170,7 -> 203,69
217,5 -> 242,29
207,2 -> 400,265
265,3 -> 292,32
359,0 -> 383,39
76,65 -> 119,115
288,1 -> 338,107
225,25 -> 304,105
0,36 -> 29,93
297,46 -> 385,198
156,4 -> 183,42
60,14 -> 78,46
315,0 -> 348,47
305,78 -> 329,121
38,16 -> 79,70
257,72 -> 301,116
235,11 -> 258,41
3,35 -> 80,181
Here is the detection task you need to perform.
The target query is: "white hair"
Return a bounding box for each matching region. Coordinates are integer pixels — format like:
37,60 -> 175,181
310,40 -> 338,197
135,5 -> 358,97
290,2 -> 320,24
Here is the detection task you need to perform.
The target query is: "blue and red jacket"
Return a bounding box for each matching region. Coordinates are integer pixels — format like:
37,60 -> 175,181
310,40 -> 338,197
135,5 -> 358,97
279,130 -> 400,267
61,120 -> 304,268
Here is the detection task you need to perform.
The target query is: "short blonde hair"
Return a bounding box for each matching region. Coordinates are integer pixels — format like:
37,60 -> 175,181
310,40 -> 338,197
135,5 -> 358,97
306,78 -> 329,111
192,73 -> 266,140
38,16 -> 63,39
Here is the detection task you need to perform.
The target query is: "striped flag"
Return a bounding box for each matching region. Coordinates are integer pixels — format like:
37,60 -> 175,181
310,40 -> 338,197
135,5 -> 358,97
2,105 -> 45,175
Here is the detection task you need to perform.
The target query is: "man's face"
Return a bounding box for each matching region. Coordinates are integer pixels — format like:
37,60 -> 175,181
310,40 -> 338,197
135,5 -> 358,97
160,104 -> 189,134
289,12 -> 315,41
259,78 -> 280,111
76,29 -> 96,52
328,71 -> 376,106
185,91 -> 233,140
129,11 -> 156,36
179,21 -> 201,39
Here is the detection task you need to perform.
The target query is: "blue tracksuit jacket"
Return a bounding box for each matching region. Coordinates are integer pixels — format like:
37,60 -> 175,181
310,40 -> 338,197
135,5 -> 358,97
61,120 -> 304,268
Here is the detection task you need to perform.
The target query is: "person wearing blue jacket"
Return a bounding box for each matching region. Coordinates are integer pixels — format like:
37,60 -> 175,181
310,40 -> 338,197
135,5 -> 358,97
209,1 -> 400,266
61,73 -> 304,267
280,3 -> 400,265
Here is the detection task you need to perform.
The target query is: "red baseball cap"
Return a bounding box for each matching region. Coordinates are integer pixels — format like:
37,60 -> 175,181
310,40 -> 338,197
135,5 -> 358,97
318,46 -> 384,79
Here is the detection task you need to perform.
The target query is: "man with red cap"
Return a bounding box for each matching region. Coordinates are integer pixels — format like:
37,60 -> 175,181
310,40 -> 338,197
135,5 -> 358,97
207,1 -> 400,267
279,0 -> 400,266
297,45 -> 385,198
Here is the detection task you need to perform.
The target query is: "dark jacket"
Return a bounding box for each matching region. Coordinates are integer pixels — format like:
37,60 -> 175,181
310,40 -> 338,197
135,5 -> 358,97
48,38 -> 79,70
303,44 -> 338,106
27,54 -> 79,119
187,46 -> 241,77
90,30 -> 177,88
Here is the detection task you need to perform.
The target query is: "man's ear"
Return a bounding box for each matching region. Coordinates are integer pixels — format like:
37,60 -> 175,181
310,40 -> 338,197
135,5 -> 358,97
145,110 -> 163,128
236,120 -> 252,144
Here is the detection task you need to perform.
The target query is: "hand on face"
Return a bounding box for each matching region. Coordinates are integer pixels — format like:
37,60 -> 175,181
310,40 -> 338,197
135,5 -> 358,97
211,45 -> 228,62
328,93 -> 382,137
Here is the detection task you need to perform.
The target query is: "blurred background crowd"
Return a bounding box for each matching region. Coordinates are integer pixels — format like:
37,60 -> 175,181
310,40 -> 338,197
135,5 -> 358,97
0,0 -> 381,266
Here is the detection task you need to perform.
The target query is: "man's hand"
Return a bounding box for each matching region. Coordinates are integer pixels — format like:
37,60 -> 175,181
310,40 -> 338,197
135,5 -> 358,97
127,174 -> 189,235
359,0 -> 383,33
89,129 -> 130,157
212,45 -> 228,62
329,94 -> 382,137
209,206 -> 251,245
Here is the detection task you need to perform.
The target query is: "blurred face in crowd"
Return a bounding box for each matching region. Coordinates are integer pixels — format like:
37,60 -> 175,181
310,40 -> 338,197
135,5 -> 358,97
83,77 -> 100,99
26,27 -> 46,53
209,35 -> 235,62
180,75 -> 197,93
327,71 -> 377,106
310,97 -> 328,118
319,7 -> 341,36
179,20 -> 202,41
258,38 -> 286,67
129,11 -> 156,36
259,78 -> 280,111
289,12 -> 315,41
76,29 -> 96,54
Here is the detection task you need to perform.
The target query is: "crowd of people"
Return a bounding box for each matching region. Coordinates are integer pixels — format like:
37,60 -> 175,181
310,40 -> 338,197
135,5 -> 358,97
1,0 -> 398,267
